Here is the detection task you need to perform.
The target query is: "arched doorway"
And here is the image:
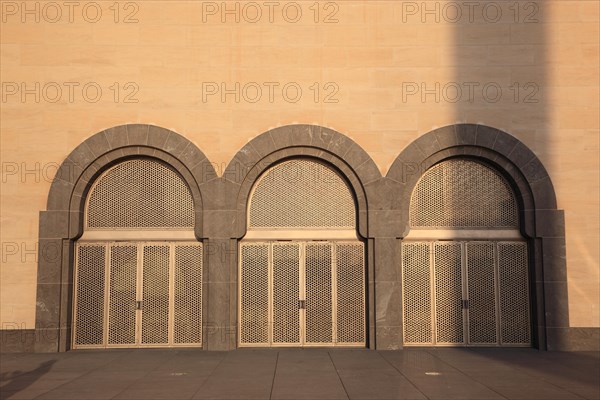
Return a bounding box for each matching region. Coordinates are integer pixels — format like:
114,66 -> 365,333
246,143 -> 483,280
73,158 -> 203,348
238,158 -> 366,347
401,158 -> 531,347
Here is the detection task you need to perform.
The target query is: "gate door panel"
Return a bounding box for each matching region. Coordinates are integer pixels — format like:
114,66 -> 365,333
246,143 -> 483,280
174,245 -> 204,345
336,243 -> 366,345
107,244 -> 137,346
498,242 -> 530,345
433,242 -> 464,345
305,243 -> 334,345
239,241 -> 365,347
466,242 -> 499,345
74,244 -> 107,347
239,243 -> 270,345
401,242 -> 433,345
141,244 -> 170,345
272,243 -> 301,345
402,240 -> 530,347
73,242 -> 203,348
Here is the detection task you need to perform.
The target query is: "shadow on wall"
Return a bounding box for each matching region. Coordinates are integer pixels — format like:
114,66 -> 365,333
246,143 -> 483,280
452,1 -> 547,141
452,2 -> 551,347
0,359 -> 56,398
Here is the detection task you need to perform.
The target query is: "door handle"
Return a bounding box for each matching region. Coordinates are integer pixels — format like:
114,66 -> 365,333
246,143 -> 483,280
136,301 -> 143,310
462,299 -> 469,309
298,300 -> 305,309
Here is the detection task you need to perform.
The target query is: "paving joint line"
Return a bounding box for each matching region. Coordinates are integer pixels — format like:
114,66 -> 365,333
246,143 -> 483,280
29,350 -> 133,399
463,350 -> 590,400
327,350 -> 350,400
466,349 -> 590,400
189,351 -> 229,400
268,350 -> 280,400
378,350 -> 431,400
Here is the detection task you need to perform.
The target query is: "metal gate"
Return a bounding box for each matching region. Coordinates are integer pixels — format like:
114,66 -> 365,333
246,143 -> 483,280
239,241 -> 365,347
73,242 -> 202,348
401,241 -> 530,346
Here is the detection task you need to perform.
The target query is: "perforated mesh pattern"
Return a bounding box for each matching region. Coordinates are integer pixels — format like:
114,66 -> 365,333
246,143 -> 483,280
466,242 -> 498,344
87,158 -> 194,229
410,159 -> 518,228
74,242 -> 203,348
108,245 -> 137,345
434,242 -> 464,344
141,245 -> 170,344
498,242 -> 530,345
402,240 -> 531,347
272,243 -> 301,344
239,241 -> 365,347
336,243 -> 365,344
174,244 -> 203,344
402,243 -> 433,344
305,243 -> 333,344
248,159 -> 355,229
240,243 -> 270,344
74,245 -> 106,346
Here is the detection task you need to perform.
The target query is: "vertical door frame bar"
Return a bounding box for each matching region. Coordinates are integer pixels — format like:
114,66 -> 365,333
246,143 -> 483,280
429,242 -> 436,345
103,243 -> 111,347
72,244 -> 81,347
267,242 -> 274,345
299,242 -> 306,346
168,243 -> 176,345
331,242 -> 338,345
136,243 -> 145,346
493,242 -> 502,345
461,241 -> 470,345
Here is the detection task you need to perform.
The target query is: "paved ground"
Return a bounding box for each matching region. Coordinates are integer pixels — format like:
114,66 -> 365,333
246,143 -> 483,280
1,348 -> 598,400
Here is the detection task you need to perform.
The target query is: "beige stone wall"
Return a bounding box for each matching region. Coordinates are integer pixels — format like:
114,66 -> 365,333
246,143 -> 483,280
1,1 -> 598,328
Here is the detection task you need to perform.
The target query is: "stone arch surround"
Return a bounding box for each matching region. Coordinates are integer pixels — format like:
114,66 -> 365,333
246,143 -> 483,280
35,124 -> 214,351
202,124 -> 382,349
385,123 -> 568,350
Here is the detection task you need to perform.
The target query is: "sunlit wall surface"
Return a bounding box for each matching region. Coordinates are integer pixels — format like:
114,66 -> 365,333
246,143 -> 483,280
1,1 -> 598,337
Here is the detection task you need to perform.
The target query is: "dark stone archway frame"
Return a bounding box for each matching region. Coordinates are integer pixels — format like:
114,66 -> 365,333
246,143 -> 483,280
36,124 -> 215,351
35,123 -> 574,351
385,124 -> 567,350
204,124 -> 382,350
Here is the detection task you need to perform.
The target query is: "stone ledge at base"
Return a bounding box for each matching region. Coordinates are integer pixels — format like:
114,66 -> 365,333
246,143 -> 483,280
547,327 -> 600,351
2,327 -> 599,352
0,329 -> 35,353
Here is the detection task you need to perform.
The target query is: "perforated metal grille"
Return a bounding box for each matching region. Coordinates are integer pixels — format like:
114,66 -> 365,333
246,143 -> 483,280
239,241 -> 365,347
498,242 -> 530,344
87,158 -> 194,229
272,243 -> 301,344
336,243 -> 365,344
402,239 -> 531,347
74,245 -> 106,346
248,159 -> 355,229
174,244 -> 203,344
108,245 -> 137,345
240,243 -> 270,344
466,242 -> 498,344
305,243 -> 333,344
402,243 -> 433,344
141,245 -> 170,344
74,241 -> 203,348
434,242 -> 464,344
410,159 -> 518,228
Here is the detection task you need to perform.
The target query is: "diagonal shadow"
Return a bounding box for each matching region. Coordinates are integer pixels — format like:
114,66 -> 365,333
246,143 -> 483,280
0,359 -> 56,399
